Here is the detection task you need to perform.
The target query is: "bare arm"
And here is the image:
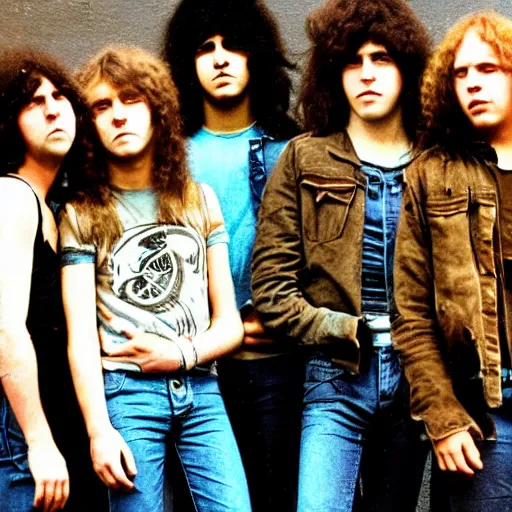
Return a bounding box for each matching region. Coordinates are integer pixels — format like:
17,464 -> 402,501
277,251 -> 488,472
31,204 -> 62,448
0,180 -> 68,511
61,251 -> 136,490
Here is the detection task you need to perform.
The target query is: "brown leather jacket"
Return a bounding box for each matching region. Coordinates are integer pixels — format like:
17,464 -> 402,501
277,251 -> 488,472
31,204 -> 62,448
392,148 -> 512,441
252,131 -> 373,374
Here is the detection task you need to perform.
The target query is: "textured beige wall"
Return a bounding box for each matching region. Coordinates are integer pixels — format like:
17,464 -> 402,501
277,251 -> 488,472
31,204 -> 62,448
1,0 -> 511,70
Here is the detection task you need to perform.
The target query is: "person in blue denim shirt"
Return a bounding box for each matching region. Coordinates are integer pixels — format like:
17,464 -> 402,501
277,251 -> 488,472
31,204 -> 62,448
164,2 -> 302,511
60,46 -> 251,512
252,0 -> 432,510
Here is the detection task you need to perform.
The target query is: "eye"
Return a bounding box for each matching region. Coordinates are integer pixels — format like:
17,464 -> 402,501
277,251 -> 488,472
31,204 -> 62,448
196,41 -> 215,56
91,100 -> 111,115
478,63 -> 499,74
30,95 -> 45,106
120,89 -> 143,104
453,67 -> 468,79
52,90 -> 65,100
222,37 -> 244,53
372,52 -> 393,65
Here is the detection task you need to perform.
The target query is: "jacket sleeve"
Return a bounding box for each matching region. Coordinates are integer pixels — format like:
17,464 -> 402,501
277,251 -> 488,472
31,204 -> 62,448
392,159 -> 483,441
252,140 -> 359,353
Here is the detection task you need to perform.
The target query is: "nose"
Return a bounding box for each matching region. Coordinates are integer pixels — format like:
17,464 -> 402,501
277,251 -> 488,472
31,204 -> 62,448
44,96 -> 60,120
111,98 -> 127,127
466,67 -> 481,93
213,44 -> 228,69
360,57 -> 375,83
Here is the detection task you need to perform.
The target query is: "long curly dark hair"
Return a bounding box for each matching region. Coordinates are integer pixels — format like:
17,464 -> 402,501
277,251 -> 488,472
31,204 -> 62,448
0,47 -> 92,202
163,0 -> 298,139
299,0 -> 431,141
420,10 -> 512,154
72,46 -> 206,253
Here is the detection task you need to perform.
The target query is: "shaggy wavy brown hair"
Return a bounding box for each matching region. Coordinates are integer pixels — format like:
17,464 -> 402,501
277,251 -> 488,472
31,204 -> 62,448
72,46 -> 205,254
0,47 -> 91,203
420,10 -> 512,153
164,0 -> 298,139
299,0 -> 431,141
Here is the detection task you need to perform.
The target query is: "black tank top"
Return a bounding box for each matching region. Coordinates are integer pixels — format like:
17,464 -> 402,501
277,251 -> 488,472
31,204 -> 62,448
2,176 -> 67,394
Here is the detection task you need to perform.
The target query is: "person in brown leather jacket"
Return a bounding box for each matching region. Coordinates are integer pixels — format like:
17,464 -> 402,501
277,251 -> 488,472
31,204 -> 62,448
252,0 -> 431,510
392,10 -> 512,511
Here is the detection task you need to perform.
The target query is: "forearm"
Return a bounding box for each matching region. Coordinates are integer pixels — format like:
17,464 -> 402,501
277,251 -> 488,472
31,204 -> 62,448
0,328 -> 54,445
193,313 -> 243,365
68,333 -> 112,438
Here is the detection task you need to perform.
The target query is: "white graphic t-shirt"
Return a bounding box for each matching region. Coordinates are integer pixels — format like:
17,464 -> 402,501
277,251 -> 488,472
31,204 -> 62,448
60,187 -> 228,371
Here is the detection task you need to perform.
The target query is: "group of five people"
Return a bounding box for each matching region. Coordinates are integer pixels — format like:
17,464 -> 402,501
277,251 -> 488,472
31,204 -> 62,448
0,0 -> 511,511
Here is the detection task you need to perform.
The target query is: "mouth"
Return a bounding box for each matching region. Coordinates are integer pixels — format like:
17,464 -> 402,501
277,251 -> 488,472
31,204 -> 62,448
113,132 -> 134,141
468,100 -> 488,111
213,72 -> 233,81
357,91 -> 381,99
48,128 -> 65,136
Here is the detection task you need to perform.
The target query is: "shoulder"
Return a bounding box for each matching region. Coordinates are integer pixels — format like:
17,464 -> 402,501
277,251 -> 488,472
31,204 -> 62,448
0,177 -> 39,243
198,183 -> 223,230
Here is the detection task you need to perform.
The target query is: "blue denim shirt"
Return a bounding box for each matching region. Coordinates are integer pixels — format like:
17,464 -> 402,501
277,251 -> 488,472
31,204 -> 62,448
361,162 -> 405,315
189,125 -> 287,309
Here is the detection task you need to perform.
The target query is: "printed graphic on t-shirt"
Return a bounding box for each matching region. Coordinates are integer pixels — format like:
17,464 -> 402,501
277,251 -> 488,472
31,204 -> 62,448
110,224 -> 206,336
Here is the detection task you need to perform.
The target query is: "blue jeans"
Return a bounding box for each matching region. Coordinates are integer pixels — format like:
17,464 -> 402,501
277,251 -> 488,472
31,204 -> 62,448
218,352 -> 303,512
432,387 -> 512,511
0,394 -> 34,512
104,370 -> 251,512
298,347 -> 427,512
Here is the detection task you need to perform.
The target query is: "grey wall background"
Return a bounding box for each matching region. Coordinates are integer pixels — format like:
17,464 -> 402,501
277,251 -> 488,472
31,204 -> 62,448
1,0 -> 512,71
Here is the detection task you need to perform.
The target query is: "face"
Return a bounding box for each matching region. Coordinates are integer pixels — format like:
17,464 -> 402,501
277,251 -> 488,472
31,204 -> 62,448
18,76 -> 76,163
195,34 -> 250,102
453,30 -> 512,134
86,80 -> 154,159
342,42 -> 403,123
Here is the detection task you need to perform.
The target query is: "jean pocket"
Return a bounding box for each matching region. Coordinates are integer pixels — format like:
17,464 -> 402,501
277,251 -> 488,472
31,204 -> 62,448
1,397 -> 30,473
103,371 -> 127,398
303,358 -> 352,400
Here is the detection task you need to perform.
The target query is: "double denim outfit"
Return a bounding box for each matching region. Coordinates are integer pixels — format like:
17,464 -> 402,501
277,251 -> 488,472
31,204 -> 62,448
189,126 -> 304,512
252,132 -> 428,512
299,161 -> 427,512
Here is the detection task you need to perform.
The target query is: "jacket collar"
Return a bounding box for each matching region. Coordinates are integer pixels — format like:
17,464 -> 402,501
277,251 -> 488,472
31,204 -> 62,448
325,131 -> 361,167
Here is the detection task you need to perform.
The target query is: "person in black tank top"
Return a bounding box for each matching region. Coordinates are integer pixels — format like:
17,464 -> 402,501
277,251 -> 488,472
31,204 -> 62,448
0,49 -> 106,512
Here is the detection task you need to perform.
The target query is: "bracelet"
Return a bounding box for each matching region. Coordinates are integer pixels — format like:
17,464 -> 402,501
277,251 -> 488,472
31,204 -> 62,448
174,335 -> 197,371
172,341 -> 186,373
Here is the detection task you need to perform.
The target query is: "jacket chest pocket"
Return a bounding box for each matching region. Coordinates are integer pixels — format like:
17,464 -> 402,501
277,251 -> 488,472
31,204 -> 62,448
300,175 -> 357,243
469,193 -> 497,278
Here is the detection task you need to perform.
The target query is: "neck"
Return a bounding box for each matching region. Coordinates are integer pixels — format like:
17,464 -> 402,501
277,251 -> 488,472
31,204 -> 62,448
108,149 -> 154,190
346,108 -> 411,167
202,93 -> 254,133
16,154 -> 62,200
488,122 -> 512,170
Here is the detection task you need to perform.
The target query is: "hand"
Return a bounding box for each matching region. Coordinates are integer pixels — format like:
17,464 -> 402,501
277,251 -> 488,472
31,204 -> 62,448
433,430 -> 483,476
90,427 -> 137,491
100,328 -> 183,373
242,308 -> 273,345
27,439 -> 69,511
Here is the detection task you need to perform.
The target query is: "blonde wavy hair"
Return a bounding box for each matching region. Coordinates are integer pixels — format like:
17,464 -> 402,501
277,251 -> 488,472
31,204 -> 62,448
420,10 -> 512,151
70,46 -> 206,254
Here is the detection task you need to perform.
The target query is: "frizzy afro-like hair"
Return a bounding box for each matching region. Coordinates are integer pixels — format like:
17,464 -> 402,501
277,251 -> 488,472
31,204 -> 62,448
299,0 -> 431,140
163,0 -> 298,139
